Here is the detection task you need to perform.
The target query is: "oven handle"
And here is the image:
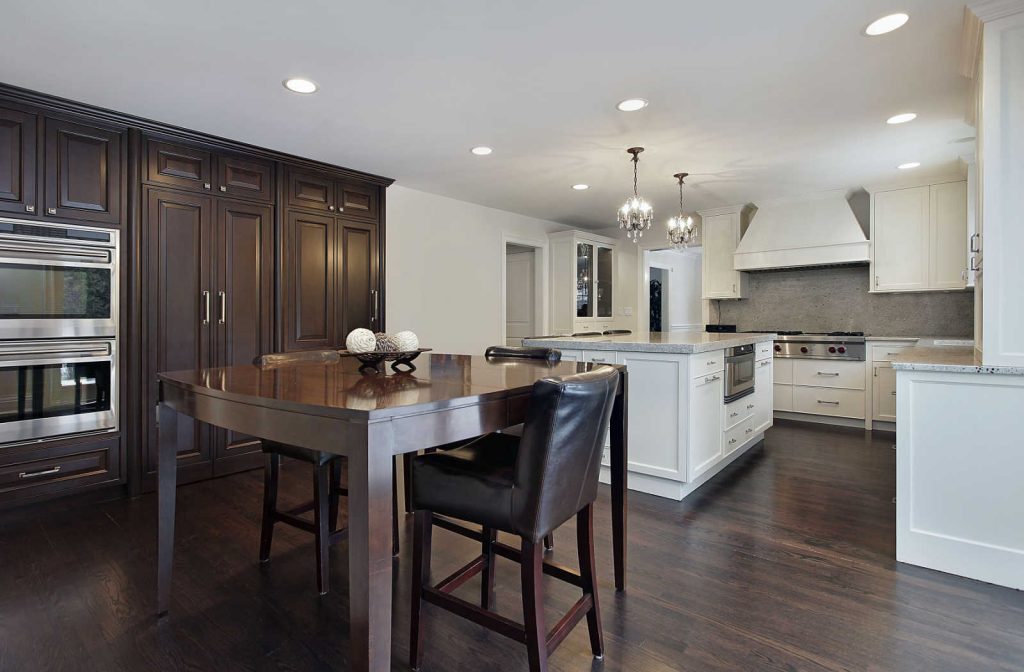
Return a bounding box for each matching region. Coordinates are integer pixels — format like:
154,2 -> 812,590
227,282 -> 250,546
0,240 -> 112,265
0,341 -> 112,360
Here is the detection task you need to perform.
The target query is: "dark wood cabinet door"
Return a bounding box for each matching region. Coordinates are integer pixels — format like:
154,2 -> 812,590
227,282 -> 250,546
212,200 -> 273,472
145,138 -> 213,192
44,117 -> 123,225
217,155 -> 274,202
339,182 -> 378,221
0,107 -> 37,216
145,188 -> 213,477
337,220 -> 380,339
283,210 -> 336,350
286,168 -> 335,212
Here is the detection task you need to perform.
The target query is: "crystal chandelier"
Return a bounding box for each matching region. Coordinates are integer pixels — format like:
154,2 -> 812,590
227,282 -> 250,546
667,172 -> 697,249
617,147 -> 653,242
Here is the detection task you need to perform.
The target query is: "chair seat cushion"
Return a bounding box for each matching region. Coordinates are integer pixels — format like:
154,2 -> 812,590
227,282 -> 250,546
411,433 -> 520,533
262,441 -> 338,465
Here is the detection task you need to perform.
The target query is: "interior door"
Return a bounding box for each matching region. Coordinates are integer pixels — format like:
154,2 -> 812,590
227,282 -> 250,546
336,219 -> 379,341
505,249 -> 535,346
44,117 -> 122,225
283,210 -> 335,350
145,188 -> 213,478
0,106 -> 37,216
212,200 -> 273,472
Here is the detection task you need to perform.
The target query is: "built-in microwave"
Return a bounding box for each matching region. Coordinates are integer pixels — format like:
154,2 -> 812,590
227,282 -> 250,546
0,218 -> 118,340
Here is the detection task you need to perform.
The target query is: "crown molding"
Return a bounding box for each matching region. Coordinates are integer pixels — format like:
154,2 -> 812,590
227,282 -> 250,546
968,0 -> 1024,22
960,7 -> 984,78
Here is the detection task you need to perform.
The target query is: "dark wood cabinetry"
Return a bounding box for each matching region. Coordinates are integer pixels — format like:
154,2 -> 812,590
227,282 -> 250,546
0,106 -> 37,216
218,155 -> 273,202
146,139 -> 213,191
286,166 -> 379,221
337,220 -> 380,338
44,117 -> 124,225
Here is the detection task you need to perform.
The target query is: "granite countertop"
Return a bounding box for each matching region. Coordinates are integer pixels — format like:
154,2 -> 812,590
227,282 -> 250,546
865,336 -> 921,342
524,332 -> 776,354
892,345 -> 1024,376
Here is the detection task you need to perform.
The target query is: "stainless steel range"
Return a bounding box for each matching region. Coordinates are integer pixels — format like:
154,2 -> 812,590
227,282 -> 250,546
770,332 -> 866,361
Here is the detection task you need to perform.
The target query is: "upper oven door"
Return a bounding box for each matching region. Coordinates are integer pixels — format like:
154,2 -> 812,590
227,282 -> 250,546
0,219 -> 118,339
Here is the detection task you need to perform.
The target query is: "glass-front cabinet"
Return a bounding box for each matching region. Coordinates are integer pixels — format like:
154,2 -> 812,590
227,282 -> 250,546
551,230 -> 617,333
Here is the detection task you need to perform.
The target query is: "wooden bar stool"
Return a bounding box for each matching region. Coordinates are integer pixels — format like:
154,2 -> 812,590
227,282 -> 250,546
408,366 -> 619,672
254,349 -> 399,596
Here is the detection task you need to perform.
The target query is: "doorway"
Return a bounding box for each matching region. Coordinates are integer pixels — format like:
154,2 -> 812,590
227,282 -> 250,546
642,247 -> 703,333
503,241 -> 546,346
649,266 -> 669,332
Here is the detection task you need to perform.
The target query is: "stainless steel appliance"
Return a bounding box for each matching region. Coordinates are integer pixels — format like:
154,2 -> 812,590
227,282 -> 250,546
0,339 -> 117,444
771,332 -> 866,361
0,218 -> 119,339
724,343 -> 755,402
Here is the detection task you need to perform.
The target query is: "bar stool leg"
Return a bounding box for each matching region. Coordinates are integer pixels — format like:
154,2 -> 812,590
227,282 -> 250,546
410,510 -> 433,670
543,533 -> 554,552
392,458 -> 400,556
328,459 -> 341,532
521,539 -> 549,672
313,464 -> 330,595
480,527 -> 497,609
259,452 -> 280,563
576,503 -> 604,658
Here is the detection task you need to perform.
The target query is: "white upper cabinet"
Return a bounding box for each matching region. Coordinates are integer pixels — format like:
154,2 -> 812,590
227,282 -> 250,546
700,205 -> 750,299
549,230 -> 617,333
870,181 -> 968,293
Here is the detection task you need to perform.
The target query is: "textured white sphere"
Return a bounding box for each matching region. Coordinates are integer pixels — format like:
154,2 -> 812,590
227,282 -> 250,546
392,330 -> 419,351
345,328 -> 376,353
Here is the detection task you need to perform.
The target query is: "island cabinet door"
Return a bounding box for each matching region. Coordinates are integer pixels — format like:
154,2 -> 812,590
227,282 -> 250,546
688,370 -> 724,481
616,351 -> 687,482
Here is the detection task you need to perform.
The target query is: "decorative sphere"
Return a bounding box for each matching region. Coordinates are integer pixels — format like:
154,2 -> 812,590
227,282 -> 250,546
345,328 -> 376,353
391,330 -> 419,351
375,332 -> 400,352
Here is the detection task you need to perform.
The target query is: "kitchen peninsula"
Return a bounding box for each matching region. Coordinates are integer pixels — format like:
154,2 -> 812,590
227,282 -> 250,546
525,332 -> 776,499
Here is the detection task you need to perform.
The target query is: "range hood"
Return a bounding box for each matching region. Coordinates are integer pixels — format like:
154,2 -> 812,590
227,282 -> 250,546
733,190 -> 869,270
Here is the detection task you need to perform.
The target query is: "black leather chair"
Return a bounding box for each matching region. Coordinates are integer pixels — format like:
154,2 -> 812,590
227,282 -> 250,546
255,350 -> 399,596
409,367 -> 619,672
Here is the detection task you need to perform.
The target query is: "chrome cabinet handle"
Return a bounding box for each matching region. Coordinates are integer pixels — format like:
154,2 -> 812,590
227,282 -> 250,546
970,233 -> 980,253
218,291 -> 226,324
730,411 -> 739,418
591,357 -> 607,362
219,185 -> 227,192
970,256 -> 979,271
204,182 -> 211,190
759,360 -> 770,367
370,289 -> 379,325
746,428 -> 754,434
817,371 -> 840,377
747,403 -> 754,409
338,207 -> 344,212
19,466 -> 61,479
329,205 -> 336,211
728,438 -> 738,445
202,290 -> 210,325
47,207 -> 57,215
25,205 -> 35,213
817,400 -> 840,405
704,375 -> 721,384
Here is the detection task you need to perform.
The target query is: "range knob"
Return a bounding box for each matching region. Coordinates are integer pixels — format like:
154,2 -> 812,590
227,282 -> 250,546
837,346 -> 847,354
828,346 -> 837,353
774,344 -> 781,352
800,346 -> 809,354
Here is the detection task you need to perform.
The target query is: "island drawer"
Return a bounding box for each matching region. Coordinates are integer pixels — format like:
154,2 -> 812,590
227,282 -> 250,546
756,341 -> 774,360
0,435 -> 121,501
792,386 -> 865,419
723,417 -> 756,456
792,359 -> 865,390
723,395 -> 755,430
690,350 -> 724,377
871,343 -> 915,363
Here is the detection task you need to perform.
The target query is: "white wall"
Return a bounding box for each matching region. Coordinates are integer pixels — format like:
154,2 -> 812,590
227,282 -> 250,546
385,185 -> 567,354
648,249 -> 703,330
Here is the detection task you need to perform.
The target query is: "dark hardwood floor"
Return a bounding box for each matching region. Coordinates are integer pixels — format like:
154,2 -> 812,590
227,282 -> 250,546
1,420 -> 1022,671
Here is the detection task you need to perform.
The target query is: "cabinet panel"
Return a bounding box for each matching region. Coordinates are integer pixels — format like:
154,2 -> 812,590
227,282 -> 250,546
213,200 -> 274,469
44,117 -> 122,224
618,352 -> 686,481
872,363 -> 898,422
773,383 -> 794,412
873,186 -> 929,291
337,220 -> 379,338
753,357 -> 773,432
930,181 -> 968,290
688,371 -> 722,480
0,106 -> 37,215
286,168 -> 334,212
145,139 -> 212,192
773,358 -> 793,384
283,210 -> 335,350
145,188 -> 213,473
339,182 -> 378,220
0,435 -> 120,502
792,358 -> 865,390
218,155 -> 274,202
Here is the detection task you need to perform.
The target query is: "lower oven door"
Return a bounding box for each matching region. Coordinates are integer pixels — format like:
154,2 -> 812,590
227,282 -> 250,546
0,339 -> 117,445
724,353 -> 755,402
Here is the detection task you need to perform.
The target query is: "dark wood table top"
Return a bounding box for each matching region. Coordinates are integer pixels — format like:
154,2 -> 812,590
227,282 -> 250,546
158,353 -> 617,421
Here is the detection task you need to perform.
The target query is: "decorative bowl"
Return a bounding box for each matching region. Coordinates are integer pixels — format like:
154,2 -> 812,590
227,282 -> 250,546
338,347 -> 433,373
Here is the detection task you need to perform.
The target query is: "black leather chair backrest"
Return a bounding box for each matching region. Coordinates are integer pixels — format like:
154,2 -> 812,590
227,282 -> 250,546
571,331 -> 602,337
511,367 -> 619,541
484,345 -> 562,363
603,329 -> 632,335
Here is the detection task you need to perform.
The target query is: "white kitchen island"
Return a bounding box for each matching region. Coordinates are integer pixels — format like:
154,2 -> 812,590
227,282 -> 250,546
524,332 -> 776,500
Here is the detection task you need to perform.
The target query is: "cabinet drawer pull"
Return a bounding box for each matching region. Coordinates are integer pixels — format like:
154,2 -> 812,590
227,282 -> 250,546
729,411 -> 739,418
204,182 -> 211,190
329,205 -> 335,211
759,360 -> 770,367
891,391 -> 896,396
202,290 -> 210,325
747,403 -> 754,409
25,205 -> 35,213
886,352 -> 900,357
219,185 -> 227,192
816,371 -> 840,377
704,375 -> 721,384
728,438 -> 738,445
590,357 -> 607,363
970,256 -> 979,271
47,207 -> 57,215
970,233 -> 980,253
745,428 -> 754,434
19,466 -> 62,479
707,360 -> 717,366
817,400 -> 840,406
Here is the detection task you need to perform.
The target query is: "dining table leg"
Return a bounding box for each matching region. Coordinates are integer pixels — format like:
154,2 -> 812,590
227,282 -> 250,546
347,422 -> 396,672
610,369 -> 628,592
157,400 -> 178,615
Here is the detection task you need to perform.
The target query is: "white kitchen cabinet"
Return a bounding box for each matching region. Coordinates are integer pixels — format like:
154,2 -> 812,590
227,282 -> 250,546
616,351 -> 687,483
792,359 -> 865,390
872,363 -> 897,421
792,386 -> 865,419
870,181 -> 968,293
700,205 -> 751,300
773,383 -> 794,412
687,370 -> 723,480
549,230 -> 617,334
753,357 -> 773,433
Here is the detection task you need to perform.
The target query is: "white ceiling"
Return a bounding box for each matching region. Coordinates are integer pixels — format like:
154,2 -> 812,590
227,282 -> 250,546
2,0 -> 973,229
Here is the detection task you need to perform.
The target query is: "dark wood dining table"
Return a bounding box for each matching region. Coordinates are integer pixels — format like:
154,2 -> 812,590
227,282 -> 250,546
156,353 -> 628,672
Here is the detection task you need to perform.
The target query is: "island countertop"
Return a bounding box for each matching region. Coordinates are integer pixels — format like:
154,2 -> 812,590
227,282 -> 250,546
892,345 -> 1024,376
523,331 -> 776,354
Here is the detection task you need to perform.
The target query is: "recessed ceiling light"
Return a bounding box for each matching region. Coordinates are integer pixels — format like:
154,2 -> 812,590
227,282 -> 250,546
283,78 -> 318,94
470,146 -> 493,156
616,98 -> 649,112
572,184 -> 590,191
897,162 -> 921,170
865,13 -> 909,36
887,112 -> 917,124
